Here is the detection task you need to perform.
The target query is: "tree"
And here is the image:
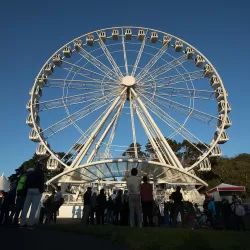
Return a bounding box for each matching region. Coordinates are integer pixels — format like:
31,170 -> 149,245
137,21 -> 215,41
122,142 -> 148,158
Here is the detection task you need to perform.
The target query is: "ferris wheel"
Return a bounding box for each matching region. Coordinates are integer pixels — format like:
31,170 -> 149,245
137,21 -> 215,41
26,27 -> 231,187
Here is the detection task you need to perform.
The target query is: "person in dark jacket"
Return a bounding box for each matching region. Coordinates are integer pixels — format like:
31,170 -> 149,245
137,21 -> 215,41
106,196 -> 114,224
114,189 -> 123,225
170,186 -> 184,228
81,187 -> 92,224
19,163 -> 45,229
96,189 -> 107,224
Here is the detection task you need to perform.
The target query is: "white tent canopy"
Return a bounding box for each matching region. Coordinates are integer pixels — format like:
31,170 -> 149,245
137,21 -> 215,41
207,183 -> 245,202
207,183 -> 245,194
0,173 -> 10,191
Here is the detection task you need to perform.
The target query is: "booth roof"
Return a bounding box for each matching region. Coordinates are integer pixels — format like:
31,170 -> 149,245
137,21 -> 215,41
207,183 -> 245,194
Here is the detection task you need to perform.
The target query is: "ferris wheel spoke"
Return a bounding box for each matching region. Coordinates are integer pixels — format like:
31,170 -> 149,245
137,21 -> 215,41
61,59 -> 116,81
135,44 -> 170,83
131,29 -> 148,77
60,66 -> 117,84
142,70 -> 204,87
78,47 -> 120,82
140,54 -> 188,83
121,29 -> 129,76
37,87 -> 121,111
137,91 -> 209,152
42,92 -> 119,138
144,92 -> 218,126
97,32 -> 124,79
138,86 -> 216,101
87,97 -> 126,163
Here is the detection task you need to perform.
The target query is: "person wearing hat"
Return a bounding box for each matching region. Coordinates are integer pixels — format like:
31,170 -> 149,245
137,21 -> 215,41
19,163 -> 45,229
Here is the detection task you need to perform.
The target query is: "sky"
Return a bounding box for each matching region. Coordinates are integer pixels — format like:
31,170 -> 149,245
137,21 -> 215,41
0,0 -> 250,177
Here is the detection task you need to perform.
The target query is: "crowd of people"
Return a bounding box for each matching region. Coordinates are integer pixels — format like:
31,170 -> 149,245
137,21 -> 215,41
0,165 -> 247,231
80,168 -> 247,231
0,162 -> 64,229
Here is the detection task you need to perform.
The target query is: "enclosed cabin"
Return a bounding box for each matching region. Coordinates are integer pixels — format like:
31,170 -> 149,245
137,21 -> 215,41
174,40 -> 183,52
27,98 -> 40,112
204,64 -> 214,78
125,29 -> 132,40
217,114 -> 232,129
74,39 -> 82,51
162,35 -> 171,47
26,113 -> 40,127
63,46 -> 72,58
47,155 -> 60,171
214,130 -> 229,144
36,142 -> 50,156
29,127 -> 42,142
209,144 -> 222,158
99,31 -> 106,42
137,29 -> 145,41
150,32 -> 158,43
112,29 -> 119,40
29,86 -> 42,100
215,87 -> 228,101
86,34 -> 94,46
26,100 -> 31,111
195,55 -> 205,67
52,54 -> 62,67
185,47 -> 194,59
36,74 -> 48,88
198,157 -> 211,171
210,75 -> 221,89
44,63 -> 54,76
218,100 -> 231,114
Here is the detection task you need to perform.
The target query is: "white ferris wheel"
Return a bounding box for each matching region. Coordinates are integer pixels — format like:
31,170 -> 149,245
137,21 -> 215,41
26,27 -> 231,188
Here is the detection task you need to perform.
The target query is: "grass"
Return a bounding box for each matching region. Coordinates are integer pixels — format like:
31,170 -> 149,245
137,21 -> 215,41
39,224 -> 250,250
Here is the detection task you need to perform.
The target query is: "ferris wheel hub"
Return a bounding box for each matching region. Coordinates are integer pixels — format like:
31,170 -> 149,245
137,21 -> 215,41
121,75 -> 135,87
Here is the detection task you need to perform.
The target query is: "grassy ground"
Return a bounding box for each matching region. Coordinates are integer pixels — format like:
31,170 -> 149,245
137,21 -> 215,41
39,224 -> 250,250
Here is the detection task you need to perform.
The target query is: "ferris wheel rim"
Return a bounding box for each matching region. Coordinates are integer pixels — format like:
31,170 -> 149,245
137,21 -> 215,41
29,26 -> 230,177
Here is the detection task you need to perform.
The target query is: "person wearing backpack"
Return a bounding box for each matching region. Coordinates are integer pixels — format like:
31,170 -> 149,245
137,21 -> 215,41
233,202 -> 245,231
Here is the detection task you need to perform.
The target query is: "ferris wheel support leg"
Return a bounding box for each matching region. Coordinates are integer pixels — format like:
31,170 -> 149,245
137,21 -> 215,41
86,97 -> 125,163
70,88 -> 127,169
130,92 -> 138,159
131,88 -> 184,170
134,103 -> 166,164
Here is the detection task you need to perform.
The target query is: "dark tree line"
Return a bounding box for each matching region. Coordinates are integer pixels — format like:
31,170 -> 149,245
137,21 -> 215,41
122,139 -> 250,196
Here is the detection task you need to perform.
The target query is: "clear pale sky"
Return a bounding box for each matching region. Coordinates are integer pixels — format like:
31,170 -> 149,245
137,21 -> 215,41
1,0 -> 250,177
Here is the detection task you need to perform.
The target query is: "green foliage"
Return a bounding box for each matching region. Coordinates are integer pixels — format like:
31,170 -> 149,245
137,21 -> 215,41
8,152 -> 72,184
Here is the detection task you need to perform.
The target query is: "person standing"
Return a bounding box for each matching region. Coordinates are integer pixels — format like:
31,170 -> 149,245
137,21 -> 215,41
19,163 -> 45,229
170,186 -> 184,228
126,168 -> 142,228
39,195 -> 49,224
96,189 -> 107,225
106,196 -> 114,224
81,187 -> 92,224
90,192 -> 97,225
114,189 -> 123,225
9,170 -> 28,225
120,190 -> 129,226
53,186 -> 63,224
140,176 -> 153,227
